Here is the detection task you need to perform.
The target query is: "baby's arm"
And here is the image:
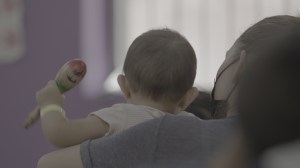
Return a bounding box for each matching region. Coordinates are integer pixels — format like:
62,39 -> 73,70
37,80 -> 109,148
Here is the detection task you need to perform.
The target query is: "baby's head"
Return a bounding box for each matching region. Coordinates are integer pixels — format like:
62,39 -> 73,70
118,28 -> 197,110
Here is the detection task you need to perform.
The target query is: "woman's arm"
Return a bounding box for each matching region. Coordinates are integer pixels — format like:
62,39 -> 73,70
37,145 -> 83,168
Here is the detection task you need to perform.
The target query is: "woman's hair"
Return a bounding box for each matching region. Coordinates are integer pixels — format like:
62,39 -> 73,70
238,27 -> 300,156
225,15 -> 300,61
238,15 -> 300,52
123,28 -> 197,102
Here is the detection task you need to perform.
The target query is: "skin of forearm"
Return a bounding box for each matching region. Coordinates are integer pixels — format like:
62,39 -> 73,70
41,111 -> 108,148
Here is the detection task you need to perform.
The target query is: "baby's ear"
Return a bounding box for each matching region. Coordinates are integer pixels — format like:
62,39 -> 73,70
117,74 -> 131,99
178,87 -> 199,110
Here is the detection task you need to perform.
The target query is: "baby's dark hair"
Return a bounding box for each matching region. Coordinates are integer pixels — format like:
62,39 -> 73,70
123,28 -> 197,102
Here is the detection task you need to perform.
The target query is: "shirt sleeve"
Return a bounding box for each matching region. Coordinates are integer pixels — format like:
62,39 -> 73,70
80,115 -> 236,168
89,105 -> 127,136
80,116 -> 164,168
177,111 -> 196,117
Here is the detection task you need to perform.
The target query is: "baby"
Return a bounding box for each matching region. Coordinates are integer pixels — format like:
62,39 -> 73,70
36,28 -> 199,147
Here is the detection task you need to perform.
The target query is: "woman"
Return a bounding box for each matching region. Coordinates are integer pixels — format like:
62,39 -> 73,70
37,15 -> 300,168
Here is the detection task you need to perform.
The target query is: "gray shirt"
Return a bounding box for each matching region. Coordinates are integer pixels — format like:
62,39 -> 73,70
80,115 -> 236,168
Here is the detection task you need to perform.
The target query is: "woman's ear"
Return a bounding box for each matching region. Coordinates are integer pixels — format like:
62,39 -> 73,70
117,74 -> 131,99
233,50 -> 247,83
178,87 -> 199,110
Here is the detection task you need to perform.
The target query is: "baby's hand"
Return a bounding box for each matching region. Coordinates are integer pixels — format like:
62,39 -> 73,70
36,80 -> 65,108
24,80 -> 65,128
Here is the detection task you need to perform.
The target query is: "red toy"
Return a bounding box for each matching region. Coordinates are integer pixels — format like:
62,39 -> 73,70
24,59 -> 86,128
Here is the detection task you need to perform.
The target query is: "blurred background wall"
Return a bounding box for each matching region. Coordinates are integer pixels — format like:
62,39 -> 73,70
0,0 -> 299,167
103,0 -> 300,93
0,0 -> 122,167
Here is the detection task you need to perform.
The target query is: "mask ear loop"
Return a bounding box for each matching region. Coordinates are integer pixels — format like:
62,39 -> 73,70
226,51 -> 247,101
210,58 -> 239,118
211,57 -> 240,100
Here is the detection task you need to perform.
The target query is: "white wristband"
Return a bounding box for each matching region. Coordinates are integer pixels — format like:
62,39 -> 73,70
40,104 -> 65,117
